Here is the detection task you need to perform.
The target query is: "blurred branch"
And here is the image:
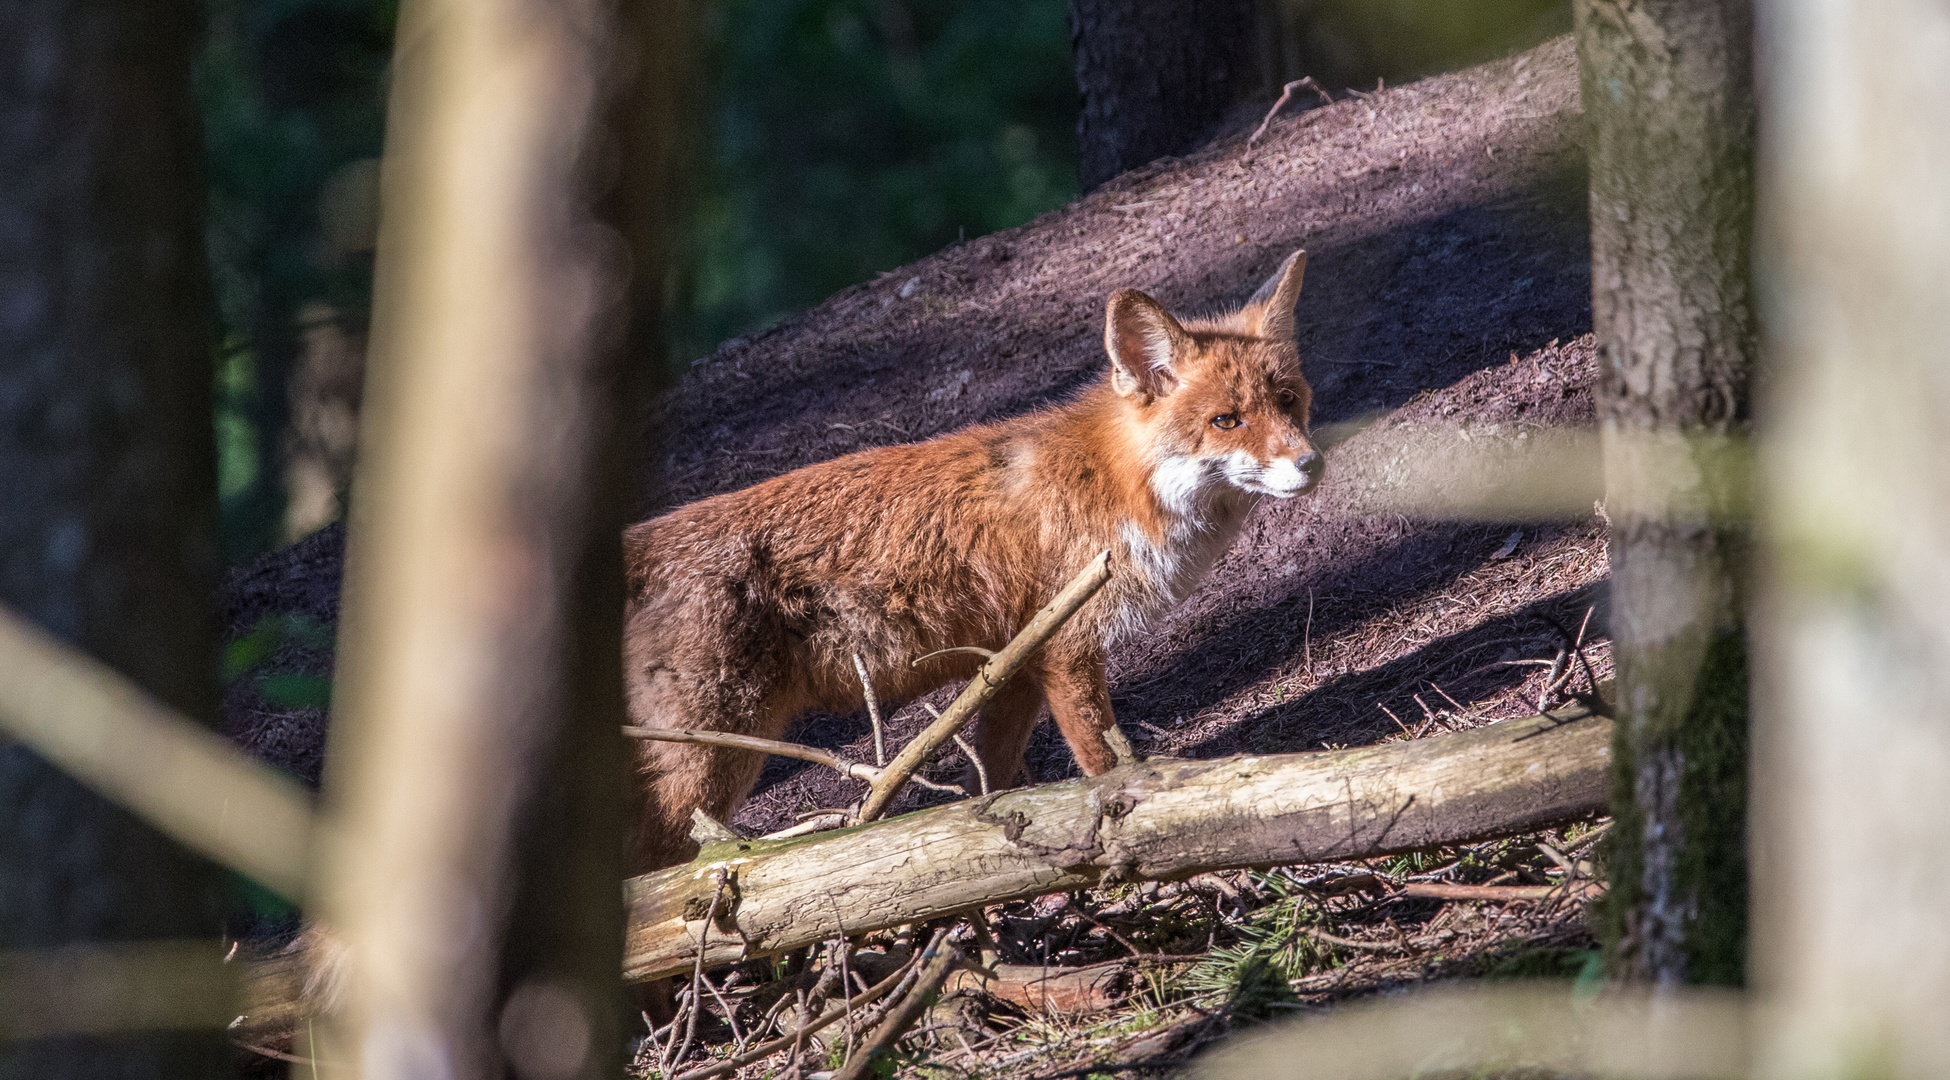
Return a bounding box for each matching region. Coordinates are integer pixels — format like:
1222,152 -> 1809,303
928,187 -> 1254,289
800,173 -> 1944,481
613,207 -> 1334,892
1186,984 -> 1746,1079
314,0 -> 640,1073
0,941 -> 238,1040
1334,423 -> 1752,523
0,604 -> 315,903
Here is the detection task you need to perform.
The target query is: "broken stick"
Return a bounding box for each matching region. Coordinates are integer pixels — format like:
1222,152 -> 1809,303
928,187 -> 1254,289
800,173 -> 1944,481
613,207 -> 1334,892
856,549 -> 1114,822
1247,76 -> 1336,147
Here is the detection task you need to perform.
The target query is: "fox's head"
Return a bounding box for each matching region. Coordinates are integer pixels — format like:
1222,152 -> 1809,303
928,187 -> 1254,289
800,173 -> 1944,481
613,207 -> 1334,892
1103,249 -> 1323,508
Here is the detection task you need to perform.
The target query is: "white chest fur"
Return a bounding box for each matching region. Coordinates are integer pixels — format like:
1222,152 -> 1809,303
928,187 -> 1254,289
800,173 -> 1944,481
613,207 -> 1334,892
1115,453 -> 1256,622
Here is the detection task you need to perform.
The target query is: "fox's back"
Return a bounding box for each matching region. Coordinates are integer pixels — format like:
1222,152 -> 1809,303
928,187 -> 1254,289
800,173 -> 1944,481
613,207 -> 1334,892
622,416 -> 1071,700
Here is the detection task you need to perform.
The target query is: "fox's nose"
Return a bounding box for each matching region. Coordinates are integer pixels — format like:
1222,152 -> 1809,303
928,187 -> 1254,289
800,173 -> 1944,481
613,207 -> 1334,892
1296,451 -> 1324,481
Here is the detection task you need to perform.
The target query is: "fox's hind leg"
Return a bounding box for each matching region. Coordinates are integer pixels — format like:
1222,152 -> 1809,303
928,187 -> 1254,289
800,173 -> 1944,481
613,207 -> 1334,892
967,676 -> 1048,791
623,663 -> 796,875
628,735 -> 772,873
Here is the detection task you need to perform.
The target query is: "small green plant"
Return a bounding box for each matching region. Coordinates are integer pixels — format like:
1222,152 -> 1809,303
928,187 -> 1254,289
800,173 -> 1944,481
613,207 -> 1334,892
1176,871 -> 1338,1017
224,614 -> 336,709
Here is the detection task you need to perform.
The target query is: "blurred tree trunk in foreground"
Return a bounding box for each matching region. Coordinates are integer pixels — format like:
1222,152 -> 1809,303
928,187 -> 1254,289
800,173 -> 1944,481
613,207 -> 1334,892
1068,0 -> 1258,191
1574,0 -> 1757,986
1753,1 -> 1950,1075
0,0 -> 232,1076
315,0 -> 663,1075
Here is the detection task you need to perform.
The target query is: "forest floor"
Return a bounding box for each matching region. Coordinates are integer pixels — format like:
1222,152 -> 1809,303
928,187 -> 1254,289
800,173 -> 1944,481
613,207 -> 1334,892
218,34 -> 1614,1078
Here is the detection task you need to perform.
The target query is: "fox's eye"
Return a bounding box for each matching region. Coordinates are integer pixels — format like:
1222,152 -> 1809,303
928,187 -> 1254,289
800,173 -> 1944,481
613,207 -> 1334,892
1212,414 -> 1241,430
1278,388 -> 1296,406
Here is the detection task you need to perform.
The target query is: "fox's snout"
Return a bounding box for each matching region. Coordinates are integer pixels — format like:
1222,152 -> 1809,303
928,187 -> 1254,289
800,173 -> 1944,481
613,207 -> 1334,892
1227,447 -> 1325,498
1286,449 -> 1326,493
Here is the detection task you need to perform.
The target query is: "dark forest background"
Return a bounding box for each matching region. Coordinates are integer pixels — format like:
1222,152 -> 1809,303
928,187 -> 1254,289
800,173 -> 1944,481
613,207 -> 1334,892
199,0 -> 1567,564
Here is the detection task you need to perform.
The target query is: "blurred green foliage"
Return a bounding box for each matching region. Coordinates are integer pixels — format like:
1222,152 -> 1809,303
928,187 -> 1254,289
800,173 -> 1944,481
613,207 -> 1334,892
196,0 -> 1081,562
224,613 -> 336,708
676,0 -> 1080,358
199,0 -> 393,563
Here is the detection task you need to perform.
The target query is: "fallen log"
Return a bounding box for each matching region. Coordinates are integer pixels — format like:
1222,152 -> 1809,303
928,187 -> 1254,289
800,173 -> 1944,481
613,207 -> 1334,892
231,701 -> 1608,1041
622,701 -> 1608,983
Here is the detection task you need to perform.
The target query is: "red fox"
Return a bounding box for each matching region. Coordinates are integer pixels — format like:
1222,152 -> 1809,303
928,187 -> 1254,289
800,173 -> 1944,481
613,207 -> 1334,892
622,250 -> 1322,873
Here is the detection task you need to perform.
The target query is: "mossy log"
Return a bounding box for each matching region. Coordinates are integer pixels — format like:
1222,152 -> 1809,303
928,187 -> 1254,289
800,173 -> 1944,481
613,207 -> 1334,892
622,703 -> 1608,983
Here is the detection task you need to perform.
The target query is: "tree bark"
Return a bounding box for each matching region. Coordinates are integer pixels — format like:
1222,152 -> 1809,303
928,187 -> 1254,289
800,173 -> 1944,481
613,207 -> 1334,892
1752,1 -> 1950,1075
1068,0 -> 1260,191
1573,0 -> 1757,987
0,0 -> 232,1075
311,0 -> 651,1075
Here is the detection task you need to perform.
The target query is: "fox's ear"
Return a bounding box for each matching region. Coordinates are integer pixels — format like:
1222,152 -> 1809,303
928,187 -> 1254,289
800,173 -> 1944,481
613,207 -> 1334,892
1240,249 -> 1307,341
1105,289 -> 1189,401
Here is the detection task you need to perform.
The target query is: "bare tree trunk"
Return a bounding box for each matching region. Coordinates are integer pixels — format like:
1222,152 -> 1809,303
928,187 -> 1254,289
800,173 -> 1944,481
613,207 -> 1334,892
1573,0 -> 1757,987
1753,2 -> 1950,1074
313,0 -> 653,1075
1068,0 -> 1259,191
0,0 -> 232,1075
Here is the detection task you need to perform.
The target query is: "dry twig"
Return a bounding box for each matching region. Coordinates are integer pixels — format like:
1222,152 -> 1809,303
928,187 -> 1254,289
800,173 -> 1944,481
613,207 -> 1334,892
953,731 -> 991,796
832,931 -> 961,1080
853,652 -> 887,766
1247,77 -> 1335,147
624,725 -> 883,783
669,945 -> 921,1080
1400,881 -> 1603,902
857,550 -> 1113,822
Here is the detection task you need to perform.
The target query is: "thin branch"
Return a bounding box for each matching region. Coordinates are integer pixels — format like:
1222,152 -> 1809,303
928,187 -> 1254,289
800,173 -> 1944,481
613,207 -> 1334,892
912,645 -> 998,666
1538,612 -> 1610,716
1400,881 -> 1603,902
672,870 -> 728,1067
702,967 -> 746,1054
858,550 -> 1114,822
832,931 -> 960,1080
1248,76 -> 1335,147
1538,648 -> 1567,712
908,773 -> 971,797
667,943 -> 919,1080
852,653 -> 886,767
1304,588 -> 1316,680
624,725 -> 882,783
1303,927 -> 1408,954
952,732 -> 990,796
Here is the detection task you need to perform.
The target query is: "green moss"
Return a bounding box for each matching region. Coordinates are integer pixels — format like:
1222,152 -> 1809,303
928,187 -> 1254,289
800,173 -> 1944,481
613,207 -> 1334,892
1601,625 -> 1748,985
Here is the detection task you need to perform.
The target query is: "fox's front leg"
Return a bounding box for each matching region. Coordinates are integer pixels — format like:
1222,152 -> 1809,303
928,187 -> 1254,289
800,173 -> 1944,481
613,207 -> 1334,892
1038,643 -> 1136,776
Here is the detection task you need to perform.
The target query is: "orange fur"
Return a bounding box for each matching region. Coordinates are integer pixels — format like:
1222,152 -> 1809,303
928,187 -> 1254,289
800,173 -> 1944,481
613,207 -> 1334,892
621,251 -> 1323,873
